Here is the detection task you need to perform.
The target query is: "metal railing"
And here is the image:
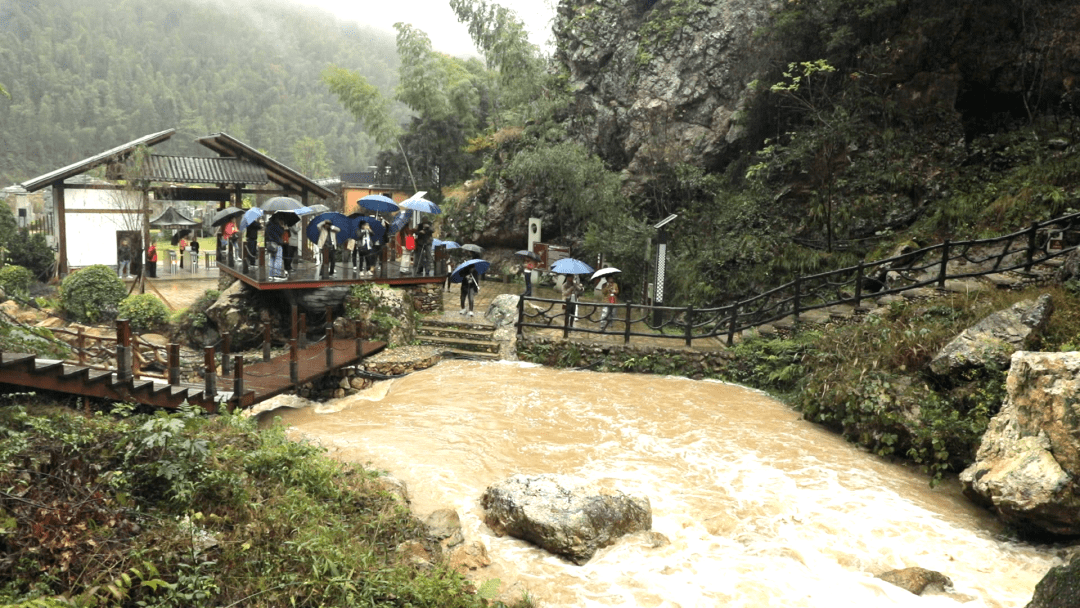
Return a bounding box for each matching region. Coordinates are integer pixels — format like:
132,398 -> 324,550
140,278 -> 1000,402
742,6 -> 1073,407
517,213 -> 1080,347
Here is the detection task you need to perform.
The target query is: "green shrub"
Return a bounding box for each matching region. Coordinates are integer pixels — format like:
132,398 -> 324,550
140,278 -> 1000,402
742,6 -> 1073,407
5,229 -> 55,281
0,264 -> 34,297
60,265 -> 127,324
118,293 -> 169,333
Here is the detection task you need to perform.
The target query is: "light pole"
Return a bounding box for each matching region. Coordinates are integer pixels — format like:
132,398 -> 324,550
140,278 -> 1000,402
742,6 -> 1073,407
652,214 -> 678,326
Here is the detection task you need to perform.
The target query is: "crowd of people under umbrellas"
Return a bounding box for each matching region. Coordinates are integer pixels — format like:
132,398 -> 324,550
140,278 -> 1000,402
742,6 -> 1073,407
156,194 -> 623,327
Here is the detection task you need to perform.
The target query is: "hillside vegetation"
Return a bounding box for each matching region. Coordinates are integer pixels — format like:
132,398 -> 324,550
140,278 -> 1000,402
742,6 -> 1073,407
0,0 -> 401,185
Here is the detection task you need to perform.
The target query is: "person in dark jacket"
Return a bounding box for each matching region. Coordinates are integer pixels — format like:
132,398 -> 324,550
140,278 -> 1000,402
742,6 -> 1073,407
265,214 -> 287,280
459,266 -> 480,316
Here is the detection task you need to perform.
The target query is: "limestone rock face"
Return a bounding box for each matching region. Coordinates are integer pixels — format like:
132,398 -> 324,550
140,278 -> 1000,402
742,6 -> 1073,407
342,284 -> 416,346
929,295 -> 1053,379
1026,556 -> 1080,608
960,351 -> 1080,535
485,293 -> 519,329
481,474 -> 651,565
204,282 -> 273,350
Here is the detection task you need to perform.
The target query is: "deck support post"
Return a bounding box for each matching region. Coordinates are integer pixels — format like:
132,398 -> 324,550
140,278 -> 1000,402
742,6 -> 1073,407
623,301 -> 633,344
290,340 -> 299,384
116,319 -> 132,383
204,346 -> 216,401
168,344 -> 180,385
221,333 -> 232,375
291,305 -> 298,343
355,320 -> 363,357
263,323 -> 272,362
299,314 -> 308,349
326,327 -> 334,367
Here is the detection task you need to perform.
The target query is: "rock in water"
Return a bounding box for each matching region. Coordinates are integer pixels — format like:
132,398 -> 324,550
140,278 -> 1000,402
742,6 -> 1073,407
960,352 -> 1080,535
1026,556 -> 1080,608
481,474 -> 651,565
877,567 -> 953,595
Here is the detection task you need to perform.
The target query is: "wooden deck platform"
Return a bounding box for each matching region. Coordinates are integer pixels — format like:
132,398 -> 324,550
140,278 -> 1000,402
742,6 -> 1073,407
220,256 -> 446,290
0,338 -> 385,412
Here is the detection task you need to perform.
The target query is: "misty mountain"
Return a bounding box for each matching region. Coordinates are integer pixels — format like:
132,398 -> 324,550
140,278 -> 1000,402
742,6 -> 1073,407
0,0 -> 403,186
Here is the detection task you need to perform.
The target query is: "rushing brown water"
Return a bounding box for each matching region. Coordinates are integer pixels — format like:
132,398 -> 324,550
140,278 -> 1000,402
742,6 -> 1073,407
260,360 -> 1065,607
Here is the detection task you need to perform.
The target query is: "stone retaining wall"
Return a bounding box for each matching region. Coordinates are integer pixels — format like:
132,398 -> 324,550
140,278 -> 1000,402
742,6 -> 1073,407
404,283 -> 443,313
516,335 -> 736,378
295,353 -> 443,400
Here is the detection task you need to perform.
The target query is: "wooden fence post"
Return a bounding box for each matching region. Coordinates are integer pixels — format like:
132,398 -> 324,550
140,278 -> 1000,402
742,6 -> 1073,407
77,328 -> 86,365
221,333 -> 232,376
325,326 -> 334,368
563,297 -> 572,339
1026,221 -> 1039,272
204,346 -> 216,401
793,278 -> 801,323
727,303 -> 739,347
854,261 -> 864,309
938,240 -> 950,288
623,301 -> 633,345
354,320 -> 363,357
168,344 -> 180,385
116,319 -> 132,383
326,306 -> 334,332
291,305 -> 298,343
263,322 -> 272,362
258,245 -> 267,281
516,295 -> 525,338
685,305 -> 694,347
232,355 -> 244,408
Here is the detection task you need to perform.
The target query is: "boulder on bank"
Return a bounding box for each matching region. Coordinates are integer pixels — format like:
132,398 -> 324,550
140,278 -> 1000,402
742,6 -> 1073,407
960,351 -> 1080,536
480,474 -> 651,565
204,281 -> 276,349
928,295 -> 1053,379
485,293 -> 519,329
1026,556 -> 1080,608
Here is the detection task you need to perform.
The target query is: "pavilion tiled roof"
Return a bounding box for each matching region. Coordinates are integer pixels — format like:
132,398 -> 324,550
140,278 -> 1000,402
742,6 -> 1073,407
143,155 -> 268,185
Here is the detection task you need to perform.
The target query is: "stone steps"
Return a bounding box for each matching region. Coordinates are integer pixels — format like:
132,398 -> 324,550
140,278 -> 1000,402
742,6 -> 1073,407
416,318 -> 501,359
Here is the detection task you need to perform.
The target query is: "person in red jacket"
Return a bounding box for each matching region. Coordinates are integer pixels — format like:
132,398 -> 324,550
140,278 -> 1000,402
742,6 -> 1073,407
146,243 -> 158,278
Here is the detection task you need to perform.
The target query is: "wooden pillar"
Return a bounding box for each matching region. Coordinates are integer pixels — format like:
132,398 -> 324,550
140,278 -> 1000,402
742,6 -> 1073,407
938,240 -> 951,288
727,303 -> 739,347
1026,221 -> 1039,272
354,320 -> 363,357
854,261 -> 864,308
221,333 -> 232,375
623,301 -> 633,345
232,356 -> 244,408
203,346 -> 217,401
258,245 -> 267,281
291,305 -> 298,343
684,305 -> 694,347
55,183 -> 69,276
299,313 -> 308,349
563,297 -> 572,339
168,344 -> 180,385
115,319 -> 132,383
76,328 -> 86,365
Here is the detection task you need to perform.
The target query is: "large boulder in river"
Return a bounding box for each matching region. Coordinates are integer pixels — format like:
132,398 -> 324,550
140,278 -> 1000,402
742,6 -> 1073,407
1026,556 -> 1080,608
342,284 -> 416,346
204,281 -> 280,350
481,474 -> 651,565
928,295 -> 1053,380
960,351 -> 1080,535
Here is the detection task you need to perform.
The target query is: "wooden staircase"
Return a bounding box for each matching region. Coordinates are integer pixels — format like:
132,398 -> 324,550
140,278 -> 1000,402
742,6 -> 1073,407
416,319 -> 501,360
0,352 -> 239,412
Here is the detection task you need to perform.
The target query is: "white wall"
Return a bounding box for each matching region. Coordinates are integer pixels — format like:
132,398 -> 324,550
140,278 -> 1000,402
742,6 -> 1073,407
64,189 -> 140,268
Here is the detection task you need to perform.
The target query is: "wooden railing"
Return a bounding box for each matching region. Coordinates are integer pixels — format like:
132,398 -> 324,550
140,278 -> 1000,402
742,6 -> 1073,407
517,212 -> 1080,347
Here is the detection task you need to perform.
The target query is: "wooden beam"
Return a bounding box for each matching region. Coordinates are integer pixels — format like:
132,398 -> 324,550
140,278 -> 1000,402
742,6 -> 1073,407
55,184 -> 68,276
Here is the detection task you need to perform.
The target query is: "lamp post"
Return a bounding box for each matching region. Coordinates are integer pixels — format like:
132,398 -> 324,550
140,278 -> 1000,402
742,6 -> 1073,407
652,214 -> 678,326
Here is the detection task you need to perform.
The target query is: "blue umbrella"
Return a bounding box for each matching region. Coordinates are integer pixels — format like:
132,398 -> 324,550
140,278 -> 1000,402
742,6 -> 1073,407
238,207 -> 264,233
400,197 -> 441,214
388,209 -> 412,236
357,194 -> 400,214
450,258 -> 490,283
551,257 -> 594,275
434,239 -> 460,249
351,215 -> 386,243
306,212 -> 355,246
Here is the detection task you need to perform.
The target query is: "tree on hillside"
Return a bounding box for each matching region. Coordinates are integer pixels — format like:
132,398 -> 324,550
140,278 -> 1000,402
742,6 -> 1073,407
292,137 -> 331,179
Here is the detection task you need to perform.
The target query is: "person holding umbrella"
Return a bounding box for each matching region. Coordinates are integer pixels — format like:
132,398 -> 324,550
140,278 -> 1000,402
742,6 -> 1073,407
265,213 -> 287,280
562,273 -> 585,327
244,218 -> 262,268
414,221 -> 434,276
316,218 -> 341,277
178,234 -> 188,269
460,265 -> 481,316
600,275 -> 620,331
